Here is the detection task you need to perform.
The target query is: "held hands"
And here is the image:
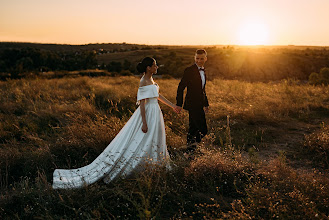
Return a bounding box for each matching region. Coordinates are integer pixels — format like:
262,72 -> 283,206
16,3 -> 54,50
142,123 -> 148,133
173,105 -> 182,114
172,105 -> 208,114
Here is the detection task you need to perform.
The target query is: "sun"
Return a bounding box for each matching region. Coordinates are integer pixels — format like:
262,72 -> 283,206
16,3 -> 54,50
237,21 -> 269,45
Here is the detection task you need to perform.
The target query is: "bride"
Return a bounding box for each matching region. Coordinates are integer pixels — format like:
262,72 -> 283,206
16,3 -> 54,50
53,57 -> 179,189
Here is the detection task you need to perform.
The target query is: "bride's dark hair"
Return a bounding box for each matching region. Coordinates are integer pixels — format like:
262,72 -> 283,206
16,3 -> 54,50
136,57 -> 155,73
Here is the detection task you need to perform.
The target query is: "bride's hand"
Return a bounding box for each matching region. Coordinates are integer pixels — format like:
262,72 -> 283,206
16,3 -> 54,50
142,123 -> 148,133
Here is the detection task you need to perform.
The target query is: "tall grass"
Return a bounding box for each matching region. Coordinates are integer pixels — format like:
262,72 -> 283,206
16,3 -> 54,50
304,123 -> 329,168
0,76 -> 329,218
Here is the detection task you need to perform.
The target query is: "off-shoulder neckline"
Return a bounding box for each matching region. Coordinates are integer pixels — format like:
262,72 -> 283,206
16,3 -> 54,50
139,83 -> 158,88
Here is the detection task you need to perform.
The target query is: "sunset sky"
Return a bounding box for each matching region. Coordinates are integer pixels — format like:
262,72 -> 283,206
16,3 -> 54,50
1,0 -> 329,46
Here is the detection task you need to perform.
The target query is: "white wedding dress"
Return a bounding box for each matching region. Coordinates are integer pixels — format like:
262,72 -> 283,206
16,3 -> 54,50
52,84 -> 170,189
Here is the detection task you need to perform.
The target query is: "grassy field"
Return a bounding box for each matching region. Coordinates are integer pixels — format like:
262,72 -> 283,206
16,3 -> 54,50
0,76 -> 329,219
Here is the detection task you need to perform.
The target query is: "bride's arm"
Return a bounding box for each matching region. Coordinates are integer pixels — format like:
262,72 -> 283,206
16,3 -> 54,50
158,93 -> 179,112
140,99 -> 148,133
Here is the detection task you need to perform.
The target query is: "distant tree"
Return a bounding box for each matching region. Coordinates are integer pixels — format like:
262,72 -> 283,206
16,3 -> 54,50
46,53 -> 61,70
1,49 -> 20,70
309,72 -> 320,85
83,51 -> 97,69
20,57 -> 34,70
25,47 -> 43,68
107,61 -> 122,73
309,67 -> 329,85
123,59 -> 131,70
319,67 -> 329,84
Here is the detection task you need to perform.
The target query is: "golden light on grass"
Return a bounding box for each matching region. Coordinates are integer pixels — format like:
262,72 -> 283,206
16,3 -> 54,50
237,21 -> 269,45
1,75 -> 329,218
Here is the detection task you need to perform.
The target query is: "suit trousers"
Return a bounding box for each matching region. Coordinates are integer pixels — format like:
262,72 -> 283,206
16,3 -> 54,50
186,108 -> 208,151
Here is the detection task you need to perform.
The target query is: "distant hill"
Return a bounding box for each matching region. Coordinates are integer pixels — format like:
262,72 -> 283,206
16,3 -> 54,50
0,42 -> 328,82
0,42 -> 167,52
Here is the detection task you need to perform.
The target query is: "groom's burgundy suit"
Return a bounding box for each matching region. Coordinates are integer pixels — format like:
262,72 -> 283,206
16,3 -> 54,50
176,64 -> 209,149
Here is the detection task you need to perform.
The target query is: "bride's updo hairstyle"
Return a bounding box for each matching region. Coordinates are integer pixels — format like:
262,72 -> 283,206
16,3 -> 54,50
136,57 -> 155,73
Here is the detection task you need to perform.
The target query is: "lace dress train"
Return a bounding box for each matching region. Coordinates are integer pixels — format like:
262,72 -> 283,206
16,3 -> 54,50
52,84 -> 170,189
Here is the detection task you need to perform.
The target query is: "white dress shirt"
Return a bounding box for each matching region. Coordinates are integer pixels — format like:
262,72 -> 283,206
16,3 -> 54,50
196,64 -> 205,88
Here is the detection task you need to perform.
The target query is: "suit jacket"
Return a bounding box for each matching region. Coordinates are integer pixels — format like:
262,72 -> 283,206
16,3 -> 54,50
176,64 -> 209,110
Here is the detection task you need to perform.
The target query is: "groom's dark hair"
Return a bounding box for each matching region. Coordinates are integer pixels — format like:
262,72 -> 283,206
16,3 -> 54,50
196,49 -> 207,56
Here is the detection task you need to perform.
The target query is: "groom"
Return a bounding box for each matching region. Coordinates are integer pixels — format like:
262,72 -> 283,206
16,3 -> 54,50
176,49 -> 209,153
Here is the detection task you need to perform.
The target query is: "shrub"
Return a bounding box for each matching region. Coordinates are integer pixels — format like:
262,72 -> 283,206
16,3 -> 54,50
309,67 -> 329,85
319,67 -> 329,84
308,72 -> 320,85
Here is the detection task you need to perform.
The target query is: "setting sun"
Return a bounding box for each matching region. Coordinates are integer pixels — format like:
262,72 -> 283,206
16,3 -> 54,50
1,0 -> 329,45
238,21 -> 269,45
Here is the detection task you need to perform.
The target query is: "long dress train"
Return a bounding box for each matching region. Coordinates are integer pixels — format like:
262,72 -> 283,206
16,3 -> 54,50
52,84 -> 170,189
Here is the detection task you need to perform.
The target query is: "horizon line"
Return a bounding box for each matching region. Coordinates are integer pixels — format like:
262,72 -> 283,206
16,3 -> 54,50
1,41 -> 329,48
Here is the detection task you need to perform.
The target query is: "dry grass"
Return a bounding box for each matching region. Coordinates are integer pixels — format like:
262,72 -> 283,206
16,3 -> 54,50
0,76 -> 329,219
304,123 -> 329,168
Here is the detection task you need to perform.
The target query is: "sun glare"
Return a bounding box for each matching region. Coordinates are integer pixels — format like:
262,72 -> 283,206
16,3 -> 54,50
238,21 -> 269,45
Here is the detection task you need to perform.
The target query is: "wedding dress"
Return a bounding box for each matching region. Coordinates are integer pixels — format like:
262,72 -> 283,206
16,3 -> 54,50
52,84 -> 170,189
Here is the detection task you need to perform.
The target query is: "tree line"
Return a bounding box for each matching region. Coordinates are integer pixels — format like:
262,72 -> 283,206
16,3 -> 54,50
1,44 -> 329,82
0,47 -> 98,79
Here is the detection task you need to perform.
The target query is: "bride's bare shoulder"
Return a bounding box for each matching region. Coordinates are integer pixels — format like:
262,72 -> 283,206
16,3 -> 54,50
139,78 -> 153,87
139,78 -> 148,87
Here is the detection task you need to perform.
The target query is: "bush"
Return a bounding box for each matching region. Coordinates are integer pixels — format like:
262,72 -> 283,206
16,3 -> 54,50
319,67 -> 329,84
309,67 -> 329,85
309,72 -> 320,85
